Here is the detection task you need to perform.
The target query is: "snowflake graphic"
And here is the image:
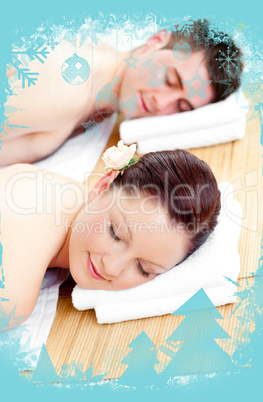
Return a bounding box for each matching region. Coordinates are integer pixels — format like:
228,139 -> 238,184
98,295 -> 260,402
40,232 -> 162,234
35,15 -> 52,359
79,25 -> 99,47
244,48 -> 262,68
36,24 -> 60,50
215,46 -> 242,72
12,43 -> 49,64
243,79 -> 263,96
6,24 -> 61,90
175,20 -> 194,38
12,62 -> 39,89
195,22 -> 232,48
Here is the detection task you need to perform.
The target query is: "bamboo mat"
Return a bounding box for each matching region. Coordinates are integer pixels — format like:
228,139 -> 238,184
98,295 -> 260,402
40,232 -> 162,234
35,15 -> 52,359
44,116 -> 262,379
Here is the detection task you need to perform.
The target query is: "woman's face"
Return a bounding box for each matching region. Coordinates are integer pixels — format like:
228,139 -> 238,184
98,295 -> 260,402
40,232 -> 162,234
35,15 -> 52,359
69,188 -> 189,290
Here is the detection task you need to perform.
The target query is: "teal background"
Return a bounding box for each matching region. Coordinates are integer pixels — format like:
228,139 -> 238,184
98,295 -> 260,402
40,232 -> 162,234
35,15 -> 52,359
0,0 -> 262,400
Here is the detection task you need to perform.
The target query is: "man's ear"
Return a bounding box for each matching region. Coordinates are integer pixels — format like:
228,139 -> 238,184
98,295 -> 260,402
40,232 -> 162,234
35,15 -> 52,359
132,29 -> 172,58
144,29 -> 173,51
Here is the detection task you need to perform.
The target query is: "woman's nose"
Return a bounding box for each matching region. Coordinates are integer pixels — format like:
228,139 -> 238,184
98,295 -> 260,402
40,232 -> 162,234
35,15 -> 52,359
102,253 -> 129,278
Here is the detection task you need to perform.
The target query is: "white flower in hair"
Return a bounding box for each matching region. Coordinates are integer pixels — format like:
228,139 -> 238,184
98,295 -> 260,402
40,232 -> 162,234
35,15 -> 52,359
102,140 -> 138,173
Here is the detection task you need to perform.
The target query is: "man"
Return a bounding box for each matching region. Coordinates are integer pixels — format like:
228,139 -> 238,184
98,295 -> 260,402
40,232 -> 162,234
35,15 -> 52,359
1,19 -> 243,166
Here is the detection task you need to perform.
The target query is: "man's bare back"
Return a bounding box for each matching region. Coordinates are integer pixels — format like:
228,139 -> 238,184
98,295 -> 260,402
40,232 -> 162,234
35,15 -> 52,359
1,38 -> 118,166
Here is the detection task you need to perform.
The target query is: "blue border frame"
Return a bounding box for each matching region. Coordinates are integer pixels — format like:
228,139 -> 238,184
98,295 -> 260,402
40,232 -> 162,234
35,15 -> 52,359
0,1 -> 262,400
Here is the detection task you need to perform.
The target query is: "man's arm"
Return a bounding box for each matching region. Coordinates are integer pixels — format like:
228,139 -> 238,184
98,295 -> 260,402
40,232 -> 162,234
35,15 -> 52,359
0,131 -> 68,167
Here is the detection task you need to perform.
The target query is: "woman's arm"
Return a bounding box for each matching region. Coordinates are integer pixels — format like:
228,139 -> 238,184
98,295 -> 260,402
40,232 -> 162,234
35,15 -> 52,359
0,285 -> 40,332
0,216 -> 45,332
0,164 -> 50,330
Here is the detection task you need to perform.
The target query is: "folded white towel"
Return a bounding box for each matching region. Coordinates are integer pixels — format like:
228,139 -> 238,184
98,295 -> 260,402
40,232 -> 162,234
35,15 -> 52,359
136,117 -> 246,154
94,282 -> 237,324
119,93 -> 248,153
72,182 -> 242,324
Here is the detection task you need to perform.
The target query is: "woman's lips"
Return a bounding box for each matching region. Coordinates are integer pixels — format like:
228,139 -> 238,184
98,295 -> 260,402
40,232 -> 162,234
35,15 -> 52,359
87,254 -> 106,280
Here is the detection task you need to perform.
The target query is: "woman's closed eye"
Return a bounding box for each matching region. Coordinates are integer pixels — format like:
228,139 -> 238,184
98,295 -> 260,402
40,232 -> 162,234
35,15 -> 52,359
107,223 -> 151,278
107,223 -> 122,242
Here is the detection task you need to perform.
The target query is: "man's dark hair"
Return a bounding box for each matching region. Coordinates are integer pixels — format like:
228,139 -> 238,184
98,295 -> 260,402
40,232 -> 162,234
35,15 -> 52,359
162,19 -> 244,103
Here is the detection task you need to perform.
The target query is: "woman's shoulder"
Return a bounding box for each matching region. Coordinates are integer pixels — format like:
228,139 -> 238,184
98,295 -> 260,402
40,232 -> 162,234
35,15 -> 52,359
0,163 -> 87,205
0,163 -> 88,257
0,162 -> 86,184
0,164 -> 87,242
0,164 -> 86,330
0,163 -> 87,267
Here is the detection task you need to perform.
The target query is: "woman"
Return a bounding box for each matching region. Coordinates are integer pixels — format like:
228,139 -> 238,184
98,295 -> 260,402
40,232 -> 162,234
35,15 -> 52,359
0,141 -> 220,331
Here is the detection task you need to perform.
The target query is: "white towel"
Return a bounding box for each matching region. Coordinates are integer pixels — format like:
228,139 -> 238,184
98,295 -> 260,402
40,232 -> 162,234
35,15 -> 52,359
120,93 -> 248,153
136,118 -> 247,154
94,282 -> 237,324
33,113 -> 117,182
72,182 -> 242,324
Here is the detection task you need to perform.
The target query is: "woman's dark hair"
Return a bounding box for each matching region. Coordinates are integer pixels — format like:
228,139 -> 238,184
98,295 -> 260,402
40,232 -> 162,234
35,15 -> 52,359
109,149 -> 221,262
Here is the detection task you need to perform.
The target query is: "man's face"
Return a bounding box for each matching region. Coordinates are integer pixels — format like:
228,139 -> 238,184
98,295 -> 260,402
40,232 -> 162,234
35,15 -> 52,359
120,45 -> 215,119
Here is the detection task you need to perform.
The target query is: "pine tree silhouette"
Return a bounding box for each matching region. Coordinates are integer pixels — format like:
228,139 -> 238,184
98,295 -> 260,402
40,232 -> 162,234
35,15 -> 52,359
161,288 -> 233,378
31,344 -> 60,384
119,331 -> 160,388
